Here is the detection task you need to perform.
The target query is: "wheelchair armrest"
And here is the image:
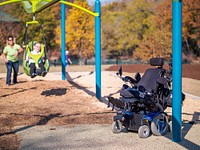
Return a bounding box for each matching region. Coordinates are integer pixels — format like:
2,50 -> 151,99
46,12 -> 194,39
123,76 -> 138,85
135,72 -> 141,83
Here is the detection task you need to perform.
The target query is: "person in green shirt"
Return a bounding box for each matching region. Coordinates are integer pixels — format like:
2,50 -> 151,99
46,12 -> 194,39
2,35 -> 23,86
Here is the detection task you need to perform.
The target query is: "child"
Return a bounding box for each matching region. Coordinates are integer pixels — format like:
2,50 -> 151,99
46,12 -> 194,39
65,50 -> 72,67
26,42 -> 47,78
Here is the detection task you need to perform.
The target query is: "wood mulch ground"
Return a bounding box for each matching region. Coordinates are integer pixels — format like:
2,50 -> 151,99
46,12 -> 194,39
106,64 -> 200,80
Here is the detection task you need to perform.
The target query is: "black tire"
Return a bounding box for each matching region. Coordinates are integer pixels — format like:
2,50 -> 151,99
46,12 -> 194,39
112,120 -> 122,133
138,125 -> 150,138
151,113 -> 169,136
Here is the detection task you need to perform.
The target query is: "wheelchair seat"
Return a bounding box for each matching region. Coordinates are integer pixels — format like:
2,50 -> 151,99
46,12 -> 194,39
136,67 -> 163,94
136,58 -> 165,94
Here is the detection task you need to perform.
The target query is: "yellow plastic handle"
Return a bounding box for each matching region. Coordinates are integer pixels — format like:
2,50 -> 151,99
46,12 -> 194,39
26,44 -> 44,64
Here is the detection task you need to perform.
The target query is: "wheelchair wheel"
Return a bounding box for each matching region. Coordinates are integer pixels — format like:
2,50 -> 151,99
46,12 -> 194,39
138,125 -> 150,138
112,120 -> 122,133
168,120 -> 172,132
151,113 -> 169,136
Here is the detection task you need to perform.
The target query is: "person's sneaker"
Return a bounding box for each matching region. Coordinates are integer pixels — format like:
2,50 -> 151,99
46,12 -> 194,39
6,84 -> 10,86
41,71 -> 47,77
31,73 -> 37,78
13,81 -> 19,84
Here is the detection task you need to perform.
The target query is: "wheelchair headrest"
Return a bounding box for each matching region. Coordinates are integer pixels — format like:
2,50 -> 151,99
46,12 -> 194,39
150,58 -> 164,67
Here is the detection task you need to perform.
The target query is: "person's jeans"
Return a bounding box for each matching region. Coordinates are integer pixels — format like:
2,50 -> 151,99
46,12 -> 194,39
29,62 -> 45,75
6,61 -> 19,85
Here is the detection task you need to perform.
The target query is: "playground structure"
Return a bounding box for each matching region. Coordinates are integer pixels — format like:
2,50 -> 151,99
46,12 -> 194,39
0,0 -> 183,142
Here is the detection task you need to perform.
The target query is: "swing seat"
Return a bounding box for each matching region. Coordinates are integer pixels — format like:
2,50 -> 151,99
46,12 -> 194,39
23,41 -> 50,77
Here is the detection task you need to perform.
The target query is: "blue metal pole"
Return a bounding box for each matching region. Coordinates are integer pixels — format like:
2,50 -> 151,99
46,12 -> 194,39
61,2 -> 66,80
172,0 -> 182,142
95,0 -> 101,99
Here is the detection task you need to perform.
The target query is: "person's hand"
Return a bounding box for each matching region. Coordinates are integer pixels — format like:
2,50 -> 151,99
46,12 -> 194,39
14,51 -> 19,57
4,58 -> 8,63
68,59 -> 72,64
26,58 -> 29,62
42,57 -> 45,63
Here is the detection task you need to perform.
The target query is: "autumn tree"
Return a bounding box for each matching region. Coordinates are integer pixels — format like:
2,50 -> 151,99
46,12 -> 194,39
102,0 -> 154,59
0,8 -> 21,53
133,1 -> 172,60
66,0 -> 95,65
182,0 -> 200,57
134,0 -> 200,61
1,2 -> 60,52
0,21 -> 21,54
101,1 -> 127,58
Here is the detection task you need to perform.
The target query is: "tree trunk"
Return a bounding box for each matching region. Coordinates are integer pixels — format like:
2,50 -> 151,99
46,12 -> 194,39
185,39 -> 190,54
79,40 -> 83,65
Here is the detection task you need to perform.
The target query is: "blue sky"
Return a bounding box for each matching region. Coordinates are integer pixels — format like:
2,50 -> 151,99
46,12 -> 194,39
87,0 -> 117,5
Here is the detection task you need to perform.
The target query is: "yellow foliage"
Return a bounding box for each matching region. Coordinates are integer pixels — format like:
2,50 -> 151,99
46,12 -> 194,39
66,0 -> 95,59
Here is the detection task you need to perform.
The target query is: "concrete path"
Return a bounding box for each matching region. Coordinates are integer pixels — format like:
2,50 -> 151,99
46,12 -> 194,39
16,124 -> 200,150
